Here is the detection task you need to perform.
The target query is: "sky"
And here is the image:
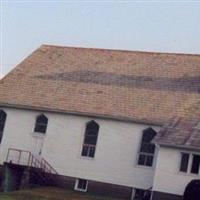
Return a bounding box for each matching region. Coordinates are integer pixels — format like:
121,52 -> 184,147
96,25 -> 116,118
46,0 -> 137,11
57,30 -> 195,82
1,1 -> 200,77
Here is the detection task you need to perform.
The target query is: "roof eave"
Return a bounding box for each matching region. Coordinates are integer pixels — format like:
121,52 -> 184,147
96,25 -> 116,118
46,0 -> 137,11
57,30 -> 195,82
156,142 -> 200,152
0,102 -> 162,126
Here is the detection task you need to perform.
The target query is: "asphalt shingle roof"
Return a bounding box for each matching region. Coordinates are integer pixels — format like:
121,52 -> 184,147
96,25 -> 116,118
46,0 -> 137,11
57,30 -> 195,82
0,45 -> 200,125
155,101 -> 200,149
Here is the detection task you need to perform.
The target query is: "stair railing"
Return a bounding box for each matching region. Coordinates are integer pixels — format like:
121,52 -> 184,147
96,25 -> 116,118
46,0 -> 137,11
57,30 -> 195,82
6,148 -> 58,175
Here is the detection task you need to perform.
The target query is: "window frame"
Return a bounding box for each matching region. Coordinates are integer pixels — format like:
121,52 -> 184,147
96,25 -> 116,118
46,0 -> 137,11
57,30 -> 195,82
191,154 -> 200,174
34,114 -> 48,134
81,144 -> 96,158
74,179 -> 88,192
137,152 -> 154,167
179,152 -> 190,173
0,110 -> 7,143
131,188 -> 152,200
81,120 -> 99,158
179,152 -> 200,175
137,127 -> 157,168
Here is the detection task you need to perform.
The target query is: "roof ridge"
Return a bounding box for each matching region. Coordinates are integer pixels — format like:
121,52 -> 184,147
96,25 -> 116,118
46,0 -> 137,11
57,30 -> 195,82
41,44 -> 200,57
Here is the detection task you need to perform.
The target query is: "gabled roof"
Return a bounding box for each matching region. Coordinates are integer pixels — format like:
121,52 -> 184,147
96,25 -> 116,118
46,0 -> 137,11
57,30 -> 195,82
155,101 -> 200,149
0,45 -> 200,125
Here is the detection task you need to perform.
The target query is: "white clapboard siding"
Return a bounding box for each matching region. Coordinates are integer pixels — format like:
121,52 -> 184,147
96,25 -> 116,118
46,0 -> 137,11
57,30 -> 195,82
0,107 -> 159,190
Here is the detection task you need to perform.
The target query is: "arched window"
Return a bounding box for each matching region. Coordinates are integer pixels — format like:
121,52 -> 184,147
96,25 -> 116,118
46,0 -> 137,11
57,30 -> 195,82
0,110 -> 7,143
138,127 -> 157,167
81,120 -> 99,158
34,114 -> 48,134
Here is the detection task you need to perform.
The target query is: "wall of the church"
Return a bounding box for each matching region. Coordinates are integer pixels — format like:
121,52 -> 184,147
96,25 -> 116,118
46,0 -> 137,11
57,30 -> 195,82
0,107 -> 159,191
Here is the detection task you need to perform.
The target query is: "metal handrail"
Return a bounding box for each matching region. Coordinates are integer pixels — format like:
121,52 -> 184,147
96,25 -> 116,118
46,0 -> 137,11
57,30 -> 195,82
6,148 -> 58,175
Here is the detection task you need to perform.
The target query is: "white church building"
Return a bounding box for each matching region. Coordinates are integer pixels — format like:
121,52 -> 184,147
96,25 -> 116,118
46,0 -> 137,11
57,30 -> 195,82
0,45 -> 200,200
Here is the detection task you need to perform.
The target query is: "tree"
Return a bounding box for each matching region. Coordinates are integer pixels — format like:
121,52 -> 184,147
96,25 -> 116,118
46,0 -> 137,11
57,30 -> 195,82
183,179 -> 200,200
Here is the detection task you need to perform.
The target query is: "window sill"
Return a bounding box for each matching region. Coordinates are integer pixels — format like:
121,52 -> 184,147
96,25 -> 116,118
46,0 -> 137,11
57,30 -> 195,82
135,164 -> 154,170
79,155 -> 95,161
75,188 -> 87,192
177,171 -> 200,177
30,132 -> 46,138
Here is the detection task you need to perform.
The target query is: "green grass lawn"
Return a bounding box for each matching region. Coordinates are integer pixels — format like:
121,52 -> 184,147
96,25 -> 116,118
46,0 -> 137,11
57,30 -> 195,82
0,187 -> 122,200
